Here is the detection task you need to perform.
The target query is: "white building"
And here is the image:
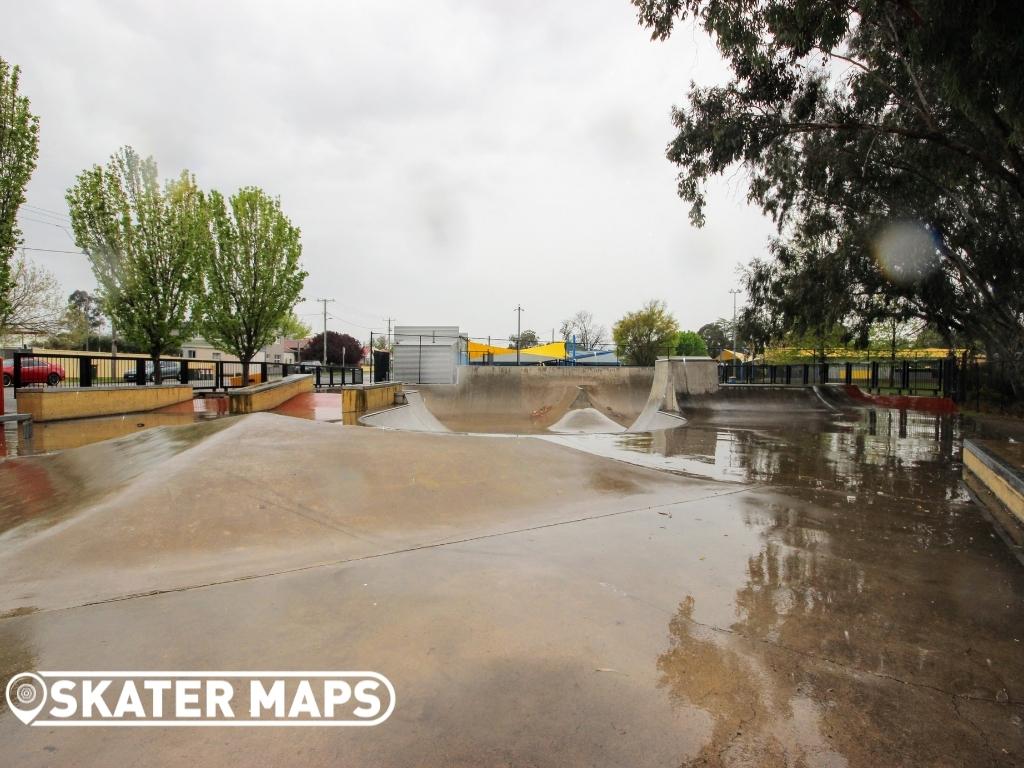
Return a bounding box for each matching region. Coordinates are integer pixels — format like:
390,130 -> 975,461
392,326 -> 466,384
180,337 -> 301,365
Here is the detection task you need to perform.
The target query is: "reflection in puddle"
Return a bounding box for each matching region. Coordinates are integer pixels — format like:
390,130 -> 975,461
0,396 -> 230,457
543,408 -> 964,500
271,392 -> 341,421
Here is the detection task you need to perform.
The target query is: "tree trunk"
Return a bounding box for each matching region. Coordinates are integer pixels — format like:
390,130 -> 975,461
151,350 -> 162,385
241,358 -> 251,387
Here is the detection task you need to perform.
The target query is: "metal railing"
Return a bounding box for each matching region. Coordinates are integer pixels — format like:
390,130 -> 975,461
5,352 -> 362,392
718,359 -> 958,397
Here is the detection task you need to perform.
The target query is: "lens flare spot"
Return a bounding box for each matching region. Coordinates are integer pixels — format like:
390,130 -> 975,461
874,220 -> 941,285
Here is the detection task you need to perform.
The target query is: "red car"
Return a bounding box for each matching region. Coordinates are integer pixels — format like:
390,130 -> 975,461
2,358 -> 66,387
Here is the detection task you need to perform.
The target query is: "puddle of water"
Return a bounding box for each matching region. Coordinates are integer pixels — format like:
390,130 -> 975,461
271,392 -> 341,421
543,407 -> 966,500
0,396 -> 229,457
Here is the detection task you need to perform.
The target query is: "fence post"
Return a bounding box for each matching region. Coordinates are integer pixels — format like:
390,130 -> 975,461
135,359 -> 147,386
901,360 -> 910,393
80,356 -> 93,387
819,363 -> 827,385
315,366 -> 322,388
13,353 -> 22,389
870,361 -> 879,391
844,362 -> 852,386
180,360 -> 190,385
260,361 -> 268,384
802,364 -> 809,386
216,360 -> 224,391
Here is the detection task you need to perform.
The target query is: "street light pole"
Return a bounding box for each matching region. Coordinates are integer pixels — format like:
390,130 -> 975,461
729,288 -> 742,379
514,305 -> 524,366
729,289 -> 741,354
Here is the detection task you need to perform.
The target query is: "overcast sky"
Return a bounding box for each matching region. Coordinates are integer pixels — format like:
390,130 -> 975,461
3,0 -> 774,344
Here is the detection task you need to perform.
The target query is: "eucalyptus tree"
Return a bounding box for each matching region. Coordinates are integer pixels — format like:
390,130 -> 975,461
634,0 -> 1024,389
199,187 -> 306,384
66,147 -> 207,382
0,58 -> 40,322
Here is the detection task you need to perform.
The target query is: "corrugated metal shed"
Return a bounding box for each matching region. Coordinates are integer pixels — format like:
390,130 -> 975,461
392,326 -> 465,384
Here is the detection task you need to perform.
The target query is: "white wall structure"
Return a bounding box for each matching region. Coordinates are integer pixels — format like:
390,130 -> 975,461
392,326 -> 465,384
180,337 -> 298,364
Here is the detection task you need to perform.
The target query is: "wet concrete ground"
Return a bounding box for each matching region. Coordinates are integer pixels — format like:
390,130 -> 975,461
0,391 -> 341,456
0,405 -> 1022,766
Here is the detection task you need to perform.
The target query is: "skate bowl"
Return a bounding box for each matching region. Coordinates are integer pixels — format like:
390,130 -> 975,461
359,358 -> 859,435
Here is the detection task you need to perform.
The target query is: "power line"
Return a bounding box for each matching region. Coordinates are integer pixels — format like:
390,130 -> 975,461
22,203 -> 71,220
18,215 -> 73,230
326,312 -> 375,331
20,246 -> 85,255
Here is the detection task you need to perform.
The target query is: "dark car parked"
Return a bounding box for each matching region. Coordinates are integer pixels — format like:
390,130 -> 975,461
123,360 -> 182,383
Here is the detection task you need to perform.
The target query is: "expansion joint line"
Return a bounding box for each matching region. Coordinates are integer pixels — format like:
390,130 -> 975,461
16,485 -> 761,618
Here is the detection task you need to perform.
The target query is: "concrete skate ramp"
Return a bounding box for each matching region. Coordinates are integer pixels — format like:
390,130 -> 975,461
411,365 -> 659,434
675,383 -> 861,425
0,412 -> 706,613
359,362 -> 864,435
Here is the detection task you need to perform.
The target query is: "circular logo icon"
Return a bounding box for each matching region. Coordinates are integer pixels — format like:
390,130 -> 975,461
5,672 -> 47,725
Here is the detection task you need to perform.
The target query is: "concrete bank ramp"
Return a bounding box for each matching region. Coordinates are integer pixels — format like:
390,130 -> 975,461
0,411 -> 715,614
362,360 -> 717,435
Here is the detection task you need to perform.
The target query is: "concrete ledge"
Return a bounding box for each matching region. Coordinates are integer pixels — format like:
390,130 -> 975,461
16,384 -> 193,422
229,374 -> 313,414
963,439 -> 1024,554
342,382 -> 404,414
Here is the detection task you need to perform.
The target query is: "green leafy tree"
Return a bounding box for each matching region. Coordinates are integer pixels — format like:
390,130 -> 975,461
508,329 -> 540,349
635,0 -> 1024,391
276,311 -> 312,340
66,147 -> 206,382
673,329 -> 709,357
64,290 -> 104,349
0,58 -> 40,323
613,299 -> 679,366
200,187 -> 306,385
697,320 -> 730,358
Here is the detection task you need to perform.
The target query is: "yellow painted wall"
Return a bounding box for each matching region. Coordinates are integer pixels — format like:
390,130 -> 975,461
342,383 -> 403,414
963,446 -> 1024,526
229,374 -> 313,414
17,385 -> 194,422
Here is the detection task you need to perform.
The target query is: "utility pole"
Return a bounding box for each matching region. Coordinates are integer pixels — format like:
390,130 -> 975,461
514,305 -> 524,366
316,298 -> 334,366
386,317 -> 395,348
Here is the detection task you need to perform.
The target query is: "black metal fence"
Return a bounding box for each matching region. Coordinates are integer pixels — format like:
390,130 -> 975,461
4,352 -> 362,392
958,359 -> 1019,411
718,359 -> 958,397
